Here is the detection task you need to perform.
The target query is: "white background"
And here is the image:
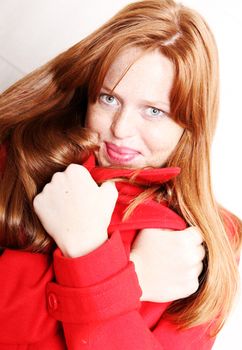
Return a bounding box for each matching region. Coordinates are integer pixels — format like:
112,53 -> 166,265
0,1 -> 241,348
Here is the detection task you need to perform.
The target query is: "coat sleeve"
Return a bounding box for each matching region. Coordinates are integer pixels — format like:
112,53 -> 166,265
47,230 -> 216,350
0,248 -> 63,346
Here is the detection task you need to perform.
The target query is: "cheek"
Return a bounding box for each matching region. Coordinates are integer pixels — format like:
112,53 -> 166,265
143,127 -> 168,153
143,122 -> 184,154
85,105 -> 107,134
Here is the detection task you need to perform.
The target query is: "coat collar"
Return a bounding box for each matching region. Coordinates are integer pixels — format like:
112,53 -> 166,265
83,153 -> 181,186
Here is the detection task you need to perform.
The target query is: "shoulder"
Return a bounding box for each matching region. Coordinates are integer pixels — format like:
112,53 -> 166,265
220,208 -> 241,239
0,248 -> 53,275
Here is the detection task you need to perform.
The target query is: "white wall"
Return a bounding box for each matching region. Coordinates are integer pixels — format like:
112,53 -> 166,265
0,1 -> 241,348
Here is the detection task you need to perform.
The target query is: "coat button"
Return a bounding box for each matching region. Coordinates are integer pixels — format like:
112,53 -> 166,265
48,293 -> 58,311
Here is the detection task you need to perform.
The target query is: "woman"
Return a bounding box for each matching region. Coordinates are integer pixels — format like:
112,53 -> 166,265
0,0 -> 241,349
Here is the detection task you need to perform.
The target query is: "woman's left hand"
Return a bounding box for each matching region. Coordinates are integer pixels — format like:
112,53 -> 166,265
33,164 -> 118,257
130,227 -> 205,302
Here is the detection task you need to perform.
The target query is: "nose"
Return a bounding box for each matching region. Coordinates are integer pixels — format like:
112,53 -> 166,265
111,108 -> 135,139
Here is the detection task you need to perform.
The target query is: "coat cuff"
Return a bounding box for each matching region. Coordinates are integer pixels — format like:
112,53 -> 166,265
53,230 -> 128,288
47,230 -> 142,323
46,262 -> 142,323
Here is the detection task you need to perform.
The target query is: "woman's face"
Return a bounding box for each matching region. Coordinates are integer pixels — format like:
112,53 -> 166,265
85,47 -> 184,168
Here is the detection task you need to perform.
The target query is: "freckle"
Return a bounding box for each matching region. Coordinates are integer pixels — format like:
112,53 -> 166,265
65,190 -> 69,194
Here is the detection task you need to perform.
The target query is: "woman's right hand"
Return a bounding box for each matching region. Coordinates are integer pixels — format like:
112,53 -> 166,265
129,226 -> 206,302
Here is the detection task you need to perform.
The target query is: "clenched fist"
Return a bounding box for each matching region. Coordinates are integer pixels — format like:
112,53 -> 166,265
130,227 -> 205,302
33,164 -> 118,257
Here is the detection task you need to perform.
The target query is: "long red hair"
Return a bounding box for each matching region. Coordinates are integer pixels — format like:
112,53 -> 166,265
0,0 -> 241,335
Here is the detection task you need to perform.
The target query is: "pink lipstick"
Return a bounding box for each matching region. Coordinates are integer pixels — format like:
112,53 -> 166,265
105,142 -> 140,164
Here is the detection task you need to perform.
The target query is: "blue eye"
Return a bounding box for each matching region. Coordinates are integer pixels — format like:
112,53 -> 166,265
147,107 -> 166,118
100,94 -> 118,106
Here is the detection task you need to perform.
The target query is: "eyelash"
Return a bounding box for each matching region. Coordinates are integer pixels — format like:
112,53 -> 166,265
146,107 -> 167,119
99,93 -> 168,119
99,93 -> 119,106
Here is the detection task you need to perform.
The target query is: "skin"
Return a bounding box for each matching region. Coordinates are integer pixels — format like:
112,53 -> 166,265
33,47 -> 205,302
86,47 -> 184,169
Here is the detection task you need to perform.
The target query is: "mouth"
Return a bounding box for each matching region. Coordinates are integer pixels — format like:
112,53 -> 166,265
104,142 -> 140,164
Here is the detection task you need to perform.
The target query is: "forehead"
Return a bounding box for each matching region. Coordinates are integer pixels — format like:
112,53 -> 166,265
102,47 -> 174,105
103,47 -> 143,87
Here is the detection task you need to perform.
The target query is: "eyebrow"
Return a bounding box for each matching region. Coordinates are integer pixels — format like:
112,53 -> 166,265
101,85 -> 171,111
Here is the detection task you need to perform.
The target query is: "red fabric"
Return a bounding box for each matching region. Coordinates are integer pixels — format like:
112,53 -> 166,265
0,151 -> 235,349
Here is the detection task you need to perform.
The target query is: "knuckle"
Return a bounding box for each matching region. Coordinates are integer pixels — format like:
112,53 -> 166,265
189,245 -> 206,266
199,245 -> 206,260
192,228 -> 203,244
111,184 -> 118,198
185,226 -> 203,244
66,163 -> 80,173
66,164 -> 90,180
103,181 -> 118,197
33,194 -> 42,209
42,183 -> 51,193
33,196 -> 38,207
198,261 -> 204,276
51,171 -> 63,182
191,253 -> 203,267
187,264 -> 203,280
193,280 -> 200,293
188,280 -> 200,295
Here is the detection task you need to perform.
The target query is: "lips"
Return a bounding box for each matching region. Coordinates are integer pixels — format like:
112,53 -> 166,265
105,142 -> 140,164
106,142 -> 139,155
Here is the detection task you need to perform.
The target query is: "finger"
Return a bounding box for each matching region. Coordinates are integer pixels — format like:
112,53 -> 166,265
192,244 -> 206,265
100,181 -> 118,202
189,261 -> 204,280
65,163 -> 92,181
186,226 -> 204,245
51,171 -> 64,184
33,195 -> 40,212
197,261 -> 204,276
198,244 -> 206,261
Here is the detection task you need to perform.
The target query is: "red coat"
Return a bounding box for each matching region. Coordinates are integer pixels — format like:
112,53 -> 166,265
0,152 -> 228,349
